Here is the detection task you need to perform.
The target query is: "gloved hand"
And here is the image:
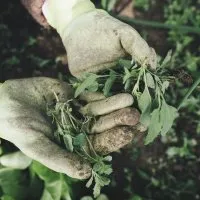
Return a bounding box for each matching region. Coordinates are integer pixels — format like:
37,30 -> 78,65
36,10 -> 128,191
21,0 -> 48,26
42,0 -> 157,77
0,77 -> 140,179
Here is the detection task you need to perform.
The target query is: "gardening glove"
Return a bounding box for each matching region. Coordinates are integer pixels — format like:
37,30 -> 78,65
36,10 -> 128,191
42,0 -> 157,77
0,151 -> 32,170
21,0 -> 48,26
0,77 -> 139,179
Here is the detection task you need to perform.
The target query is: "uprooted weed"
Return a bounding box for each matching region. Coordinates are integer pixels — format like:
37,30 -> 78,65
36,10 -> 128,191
47,96 -> 112,198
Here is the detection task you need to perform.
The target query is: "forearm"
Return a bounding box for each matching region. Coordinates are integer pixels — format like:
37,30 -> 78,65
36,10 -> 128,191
42,0 -> 156,75
42,0 -> 95,34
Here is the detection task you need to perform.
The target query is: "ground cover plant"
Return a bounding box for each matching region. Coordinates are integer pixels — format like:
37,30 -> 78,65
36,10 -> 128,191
0,0 -> 200,199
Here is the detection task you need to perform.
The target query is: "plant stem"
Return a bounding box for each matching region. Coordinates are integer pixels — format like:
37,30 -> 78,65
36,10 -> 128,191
178,77 -> 200,110
113,15 -> 200,34
85,135 -> 99,158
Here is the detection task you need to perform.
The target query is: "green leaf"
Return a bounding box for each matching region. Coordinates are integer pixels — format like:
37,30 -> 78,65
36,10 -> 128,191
92,163 -> 112,198
3,56 -> 20,66
103,156 -> 112,162
123,67 -> 132,84
146,73 -> 155,89
98,164 -> 112,175
103,167 -> 112,175
80,196 -> 93,200
161,81 -> 170,93
137,169 -> 150,180
160,101 -> 178,136
123,67 -> 134,91
93,175 -> 110,198
130,195 -> 143,200
103,70 -> 116,96
73,133 -> 87,147
151,177 -> 160,187
54,130 -> 62,144
96,194 -> 109,200
138,87 -> 152,113
93,181 -> 101,198
139,104 -> 151,127
39,59 -> 51,68
86,175 -> 94,188
107,0 -> 118,11
93,163 -> 112,176
31,161 -> 72,200
87,81 -> 99,92
138,87 -> 152,127
75,74 -> 98,97
93,163 -> 101,173
166,147 -> 180,157
98,176 -> 110,186
119,59 -> 132,69
1,195 -> 15,200
0,168 -> 29,199
124,78 -> 132,91
145,108 -> 162,145
27,37 -> 37,46
161,50 -> 172,68
63,134 -> 74,152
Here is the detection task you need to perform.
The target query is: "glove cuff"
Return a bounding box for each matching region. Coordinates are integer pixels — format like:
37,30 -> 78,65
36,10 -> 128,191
42,0 -> 95,35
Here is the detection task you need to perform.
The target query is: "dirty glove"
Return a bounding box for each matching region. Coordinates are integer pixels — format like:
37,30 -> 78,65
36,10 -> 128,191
42,0 -> 157,77
0,77 -> 140,179
21,0 -> 48,26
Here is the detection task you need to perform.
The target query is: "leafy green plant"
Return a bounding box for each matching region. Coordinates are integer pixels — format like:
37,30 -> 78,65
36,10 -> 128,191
47,96 -> 112,198
0,168 -> 29,199
73,52 -> 178,145
164,0 -> 200,73
31,161 -> 73,200
166,138 -> 197,159
133,0 -> 151,11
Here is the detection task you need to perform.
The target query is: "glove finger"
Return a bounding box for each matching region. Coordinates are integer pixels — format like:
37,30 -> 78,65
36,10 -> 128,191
1,77 -> 74,109
0,116 -> 91,180
119,26 -> 157,70
90,126 -> 137,155
0,151 -> 32,170
79,91 -> 106,103
91,107 -> 140,134
135,122 -> 147,133
15,132 -> 91,179
80,93 -> 133,116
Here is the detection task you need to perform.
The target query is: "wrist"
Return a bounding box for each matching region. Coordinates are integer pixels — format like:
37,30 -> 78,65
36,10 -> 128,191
42,0 -> 95,35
